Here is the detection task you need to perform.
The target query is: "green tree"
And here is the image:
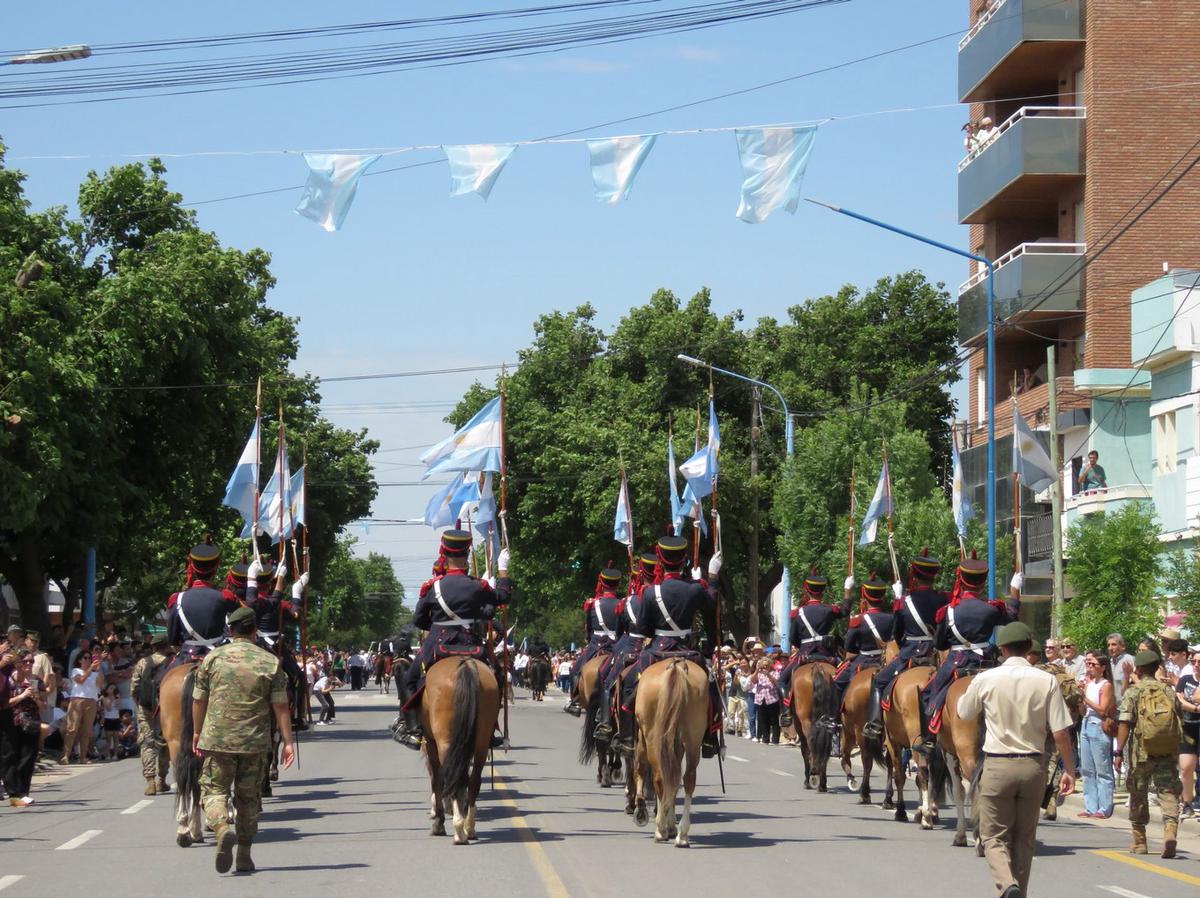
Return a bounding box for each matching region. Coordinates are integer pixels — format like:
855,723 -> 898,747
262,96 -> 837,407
1061,504 -> 1163,650
1162,546 -> 1200,630
0,146 -> 377,632
309,539 -> 407,645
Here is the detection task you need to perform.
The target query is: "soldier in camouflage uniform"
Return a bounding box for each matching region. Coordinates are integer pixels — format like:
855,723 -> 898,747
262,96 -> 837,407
131,632 -> 172,796
192,605 -> 294,875
1115,650 -> 1183,859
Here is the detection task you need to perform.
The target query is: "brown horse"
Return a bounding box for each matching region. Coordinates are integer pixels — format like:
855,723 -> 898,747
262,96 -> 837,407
939,673 -> 984,852
839,666 -> 893,807
527,657 -> 552,701
421,658 -> 500,844
158,662 -> 205,847
633,658 -> 708,846
881,664 -> 947,826
790,661 -> 839,792
577,654 -> 626,791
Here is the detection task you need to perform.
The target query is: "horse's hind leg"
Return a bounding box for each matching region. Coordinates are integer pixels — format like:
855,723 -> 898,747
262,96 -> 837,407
799,732 -> 814,790
654,772 -> 673,843
841,736 -> 858,793
174,789 -> 194,847
858,746 -> 872,806
451,798 -> 469,845
892,754 -> 908,822
676,767 -> 696,848
951,761 -> 968,847
633,759 -> 649,828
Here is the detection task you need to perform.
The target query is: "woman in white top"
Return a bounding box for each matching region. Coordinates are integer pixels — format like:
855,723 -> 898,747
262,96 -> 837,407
60,650 -> 105,765
1078,650 -> 1116,818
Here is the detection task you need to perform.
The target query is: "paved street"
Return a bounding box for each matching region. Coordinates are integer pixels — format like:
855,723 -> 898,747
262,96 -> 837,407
2,688 -> 1197,898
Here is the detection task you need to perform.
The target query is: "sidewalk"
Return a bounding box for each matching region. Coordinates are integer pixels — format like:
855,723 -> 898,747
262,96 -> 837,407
1054,780 -> 1199,856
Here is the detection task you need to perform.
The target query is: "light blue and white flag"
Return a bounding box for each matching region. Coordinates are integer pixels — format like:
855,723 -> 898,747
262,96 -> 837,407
444,144 -> 517,199
423,472 -> 467,529
734,126 -> 818,223
679,479 -> 708,537
244,436 -> 293,543
859,459 -> 892,547
668,433 -> 685,531
295,153 -> 381,232
951,434 -> 972,539
474,473 -> 500,564
421,397 -> 504,478
1012,401 -> 1056,492
614,470 -> 633,548
289,466 -> 306,530
679,399 -> 721,499
222,418 -> 260,529
587,134 -> 658,204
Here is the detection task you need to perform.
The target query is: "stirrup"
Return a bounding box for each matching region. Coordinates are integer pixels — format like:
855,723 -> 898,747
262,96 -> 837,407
701,733 -> 720,759
564,700 -> 583,717
593,721 -> 614,741
912,735 -> 937,756
862,720 -> 884,740
613,734 -> 634,753
779,708 -> 794,729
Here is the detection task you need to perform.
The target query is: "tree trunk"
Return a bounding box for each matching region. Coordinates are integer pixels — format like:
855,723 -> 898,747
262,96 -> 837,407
9,535 -> 51,636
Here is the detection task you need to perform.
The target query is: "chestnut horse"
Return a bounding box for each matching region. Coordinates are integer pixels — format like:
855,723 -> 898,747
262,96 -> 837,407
633,658 -> 708,846
939,673 -> 984,851
789,661 -> 838,792
839,666 -> 893,807
158,662 -> 205,847
881,664 -> 947,827
422,658 -> 500,844
577,655 -> 626,791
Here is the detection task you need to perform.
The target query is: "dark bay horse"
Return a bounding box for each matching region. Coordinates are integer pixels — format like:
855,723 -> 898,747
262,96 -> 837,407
789,661 -> 838,792
577,654 -> 625,790
421,658 -> 500,844
527,656 -> 552,701
633,658 -> 708,846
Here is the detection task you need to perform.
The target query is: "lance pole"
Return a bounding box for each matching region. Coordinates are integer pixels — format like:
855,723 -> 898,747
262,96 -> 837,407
883,443 -> 901,585
498,371 -> 510,746
848,462 -> 856,581
693,404 -> 702,568
252,378 -> 263,565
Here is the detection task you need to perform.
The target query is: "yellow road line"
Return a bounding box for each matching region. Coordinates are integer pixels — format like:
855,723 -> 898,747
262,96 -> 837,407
1093,850 -> 1200,886
493,777 -> 570,898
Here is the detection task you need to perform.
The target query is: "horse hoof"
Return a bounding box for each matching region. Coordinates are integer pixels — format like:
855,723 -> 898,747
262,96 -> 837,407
431,823 -> 446,837
453,836 -> 468,845
913,809 -> 923,825
634,807 -> 649,828
857,795 -> 871,806
176,834 -> 192,848
674,838 -> 689,848
882,799 -> 895,811
269,771 -> 279,782
894,809 -> 908,823
262,785 -> 272,798
975,838 -> 984,858
817,785 -> 828,794
846,776 -> 858,792
655,835 -> 669,843
952,834 -> 967,847
807,776 -> 820,789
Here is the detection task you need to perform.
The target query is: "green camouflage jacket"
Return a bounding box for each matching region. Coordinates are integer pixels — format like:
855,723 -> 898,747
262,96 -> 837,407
194,638 -> 287,753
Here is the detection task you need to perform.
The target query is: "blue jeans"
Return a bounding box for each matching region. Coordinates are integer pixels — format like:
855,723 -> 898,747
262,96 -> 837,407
1080,716 -> 1114,816
746,701 -> 758,740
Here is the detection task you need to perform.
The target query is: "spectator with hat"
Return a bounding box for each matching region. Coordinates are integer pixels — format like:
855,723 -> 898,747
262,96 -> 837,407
956,621 -> 1075,898
1115,650 -> 1184,858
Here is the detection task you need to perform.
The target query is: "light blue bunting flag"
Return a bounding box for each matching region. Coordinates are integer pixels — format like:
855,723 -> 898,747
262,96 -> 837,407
586,134 -> 658,204
289,466 -> 306,530
734,126 -> 818,223
444,144 -> 517,199
222,419 -> 260,530
295,153 -> 381,232
421,397 -> 504,478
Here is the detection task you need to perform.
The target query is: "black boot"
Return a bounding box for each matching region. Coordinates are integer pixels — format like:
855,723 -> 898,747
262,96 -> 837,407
593,687 -> 616,741
392,678 -> 424,750
701,730 -> 720,759
613,706 -> 635,753
862,686 -> 884,740
779,701 -> 794,730
913,703 -> 937,756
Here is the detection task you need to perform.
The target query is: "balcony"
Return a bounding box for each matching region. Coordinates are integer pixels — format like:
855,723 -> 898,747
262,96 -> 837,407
959,0 -> 1083,103
958,106 -> 1085,224
1064,484 -> 1153,529
965,376 -> 1090,443
958,242 -> 1085,344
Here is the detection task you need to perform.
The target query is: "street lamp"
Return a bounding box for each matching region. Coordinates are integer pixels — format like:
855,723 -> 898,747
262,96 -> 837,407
8,44 -> 92,65
676,354 -> 796,649
805,198 -> 997,599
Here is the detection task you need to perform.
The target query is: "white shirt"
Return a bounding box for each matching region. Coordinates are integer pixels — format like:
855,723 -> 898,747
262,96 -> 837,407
956,657 -> 1073,755
312,676 -> 329,694
68,669 -> 102,701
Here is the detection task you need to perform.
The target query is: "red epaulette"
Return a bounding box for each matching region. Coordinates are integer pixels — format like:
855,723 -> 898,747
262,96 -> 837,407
988,599 -> 1008,613
892,599 -> 904,613
281,601 -> 295,614
583,598 -> 595,612
419,577 -> 436,598
933,605 -> 949,623
849,614 -> 863,628
167,591 -> 180,609
615,599 -> 626,614
789,608 -> 799,619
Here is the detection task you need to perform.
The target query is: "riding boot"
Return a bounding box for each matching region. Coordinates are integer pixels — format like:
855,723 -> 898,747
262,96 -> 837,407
701,728 -> 719,759
235,843 -> 255,873
913,702 -> 937,756
392,677 -> 424,750
862,686 -> 884,740
613,706 -> 636,753
593,685 -> 616,741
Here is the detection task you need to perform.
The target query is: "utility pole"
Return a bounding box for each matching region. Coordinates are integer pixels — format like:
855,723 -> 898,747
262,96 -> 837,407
1047,346 -> 1065,635
748,388 -> 761,639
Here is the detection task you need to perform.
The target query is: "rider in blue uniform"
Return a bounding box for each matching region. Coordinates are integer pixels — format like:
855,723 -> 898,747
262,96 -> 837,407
592,550 -> 656,744
832,575 -> 895,712
914,553 -> 1022,755
864,549 -> 947,739
167,540 -> 238,670
778,569 -> 850,728
393,529 -> 512,749
245,556 -> 307,730
565,565 -> 623,716
613,535 -> 722,758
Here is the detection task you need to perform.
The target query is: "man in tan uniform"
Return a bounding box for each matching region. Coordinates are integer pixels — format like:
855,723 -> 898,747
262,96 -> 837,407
957,621 -> 1076,898
131,632 -> 171,795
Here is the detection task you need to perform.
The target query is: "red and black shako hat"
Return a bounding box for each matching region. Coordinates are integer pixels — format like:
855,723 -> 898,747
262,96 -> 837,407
910,547 -> 942,580
861,573 -> 889,604
440,529 -> 473,557
656,534 -> 689,568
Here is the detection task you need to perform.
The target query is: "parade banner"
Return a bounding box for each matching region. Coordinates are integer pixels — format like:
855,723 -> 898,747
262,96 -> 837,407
445,144 -> 517,199
587,133 -> 658,204
734,125 -> 818,223
421,396 -> 504,477
294,153 -> 381,231
222,418 -> 260,529
1012,403 -> 1056,492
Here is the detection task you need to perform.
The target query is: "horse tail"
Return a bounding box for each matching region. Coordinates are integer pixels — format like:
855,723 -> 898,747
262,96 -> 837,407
657,661 -> 687,791
174,669 -> 203,813
928,741 -> 949,805
579,684 -> 602,765
810,665 -> 836,767
440,660 -> 480,809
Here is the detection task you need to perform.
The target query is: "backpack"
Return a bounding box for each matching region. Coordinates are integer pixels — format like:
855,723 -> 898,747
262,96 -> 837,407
136,658 -> 160,711
1051,668 -> 1084,718
1136,681 -> 1182,757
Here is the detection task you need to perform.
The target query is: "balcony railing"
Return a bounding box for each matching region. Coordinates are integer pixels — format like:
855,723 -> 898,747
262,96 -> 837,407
959,106 -> 1086,172
959,0 -> 1010,52
1064,484 -> 1154,517
958,0 -> 1083,103
957,242 -> 1085,344
958,241 -> 1084,294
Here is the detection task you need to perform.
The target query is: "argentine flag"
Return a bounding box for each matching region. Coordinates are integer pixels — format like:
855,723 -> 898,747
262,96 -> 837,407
423,472 -> 467,529
734,126 -> 818,223
613,471 -> 633,548
859,459 -> 892,547
951,435 -> 972,539
289,466 -> 306,530
1012,403 -> 1056,493
295,153 -> 381,232
445,144 -> 517,199
245,436 -> 293,543
587,134 -> 658,204
679,399 -> 720,500
421,397 -> 504,478
222,419 -> 260,530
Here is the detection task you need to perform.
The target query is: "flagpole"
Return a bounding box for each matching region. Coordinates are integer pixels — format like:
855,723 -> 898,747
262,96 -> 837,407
497,372 -> 510,748
693,404 -> 702,569
883,443 -> 901,585
252,378 -> 263,565
277,400 -> 287,566
299,443 -> 309,704
953,427 -> 967,561
1010,387 -> 1023,579
847,462 -> 856,582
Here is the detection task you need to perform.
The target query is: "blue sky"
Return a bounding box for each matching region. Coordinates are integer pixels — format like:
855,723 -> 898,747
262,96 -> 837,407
4,1 -> 972,591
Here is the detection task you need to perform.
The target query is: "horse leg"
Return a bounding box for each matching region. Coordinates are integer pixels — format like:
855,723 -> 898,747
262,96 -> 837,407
951,759 -> 968,847
799,730 -> 813,790
858,745 -> 873,806
428,747 -> 446,837
174,785 -> 194,847
653,770 -> 671,843
188,785 -> 204,845
915,755 -> 933,829
633,757 -> 649,827
892,752 -> 909,822
676,766 -> 696,848
466,751 -> 484,842
624,752 -> 636,815
841,733 -> 858,794
451,798 -> 469,845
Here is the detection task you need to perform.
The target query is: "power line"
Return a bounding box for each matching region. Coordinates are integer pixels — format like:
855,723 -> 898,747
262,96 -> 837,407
96,361 -> 515,392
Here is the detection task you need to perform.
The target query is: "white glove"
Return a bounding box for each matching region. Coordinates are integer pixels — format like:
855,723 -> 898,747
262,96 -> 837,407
844,576 -> 855,591
691,566 -> 703,582
708,551 -> 723,578
275,560 -> 287,581
247,558 -> 263,580
497,548 -> 510,572
1010,572 -> 1023,592
892,581 -> 904,600
291,571 -> 310,599
486,576 -> 497,589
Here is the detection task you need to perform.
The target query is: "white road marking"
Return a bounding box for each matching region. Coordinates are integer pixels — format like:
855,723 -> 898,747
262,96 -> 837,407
726,754 -> 749,763
55,830 -> 102,850
120,799 -> 153,815
768,768 -> 796,778
0,876 -> 25,893
1099,887 -> 1154,898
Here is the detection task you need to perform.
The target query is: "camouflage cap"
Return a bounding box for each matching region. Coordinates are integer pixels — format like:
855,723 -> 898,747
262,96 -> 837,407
1134,649 -> 1160,667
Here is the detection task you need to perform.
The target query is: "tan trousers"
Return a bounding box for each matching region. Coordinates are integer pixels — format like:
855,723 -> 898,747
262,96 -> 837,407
61,699 -> 98,761
977,755 -> 1046,896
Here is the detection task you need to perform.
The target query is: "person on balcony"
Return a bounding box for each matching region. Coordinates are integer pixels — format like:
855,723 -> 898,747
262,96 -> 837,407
975,115 -> 998,147
1078,450 -> 1107,493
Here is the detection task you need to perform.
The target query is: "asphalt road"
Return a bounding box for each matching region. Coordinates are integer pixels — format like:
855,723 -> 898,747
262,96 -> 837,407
2,687 -> 1197,898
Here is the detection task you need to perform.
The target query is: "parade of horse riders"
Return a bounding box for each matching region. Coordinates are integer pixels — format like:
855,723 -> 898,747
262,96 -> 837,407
3,3 -> 1200,897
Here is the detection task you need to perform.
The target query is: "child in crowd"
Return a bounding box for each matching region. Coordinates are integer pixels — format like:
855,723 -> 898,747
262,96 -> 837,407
117,710 -> 138,759
100,684 -> 122,760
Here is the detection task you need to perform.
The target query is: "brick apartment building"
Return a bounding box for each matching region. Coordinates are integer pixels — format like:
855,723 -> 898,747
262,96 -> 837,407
954,0 -> 1200,620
